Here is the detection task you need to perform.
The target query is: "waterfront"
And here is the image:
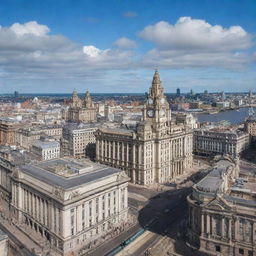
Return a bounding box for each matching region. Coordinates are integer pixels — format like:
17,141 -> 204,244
196,107 -> 255,125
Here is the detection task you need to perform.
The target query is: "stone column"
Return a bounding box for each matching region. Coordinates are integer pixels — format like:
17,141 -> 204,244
206,214 -> 210,234
126,143 -> 129,167
117,142 -> 120,165
56,207 -> 59,235
222,217 -> 225,238
101,140 -> 104,161
122,142 -> 124,166
229,218 -> 232,241
138,145 -> 141,184
113,141 -> 116,162
108,141 -> 111,160
201,213 -> 205,235
96,140 -> 99,159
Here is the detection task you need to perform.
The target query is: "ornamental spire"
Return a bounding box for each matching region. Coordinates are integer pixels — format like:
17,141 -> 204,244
150,69 -> 164,98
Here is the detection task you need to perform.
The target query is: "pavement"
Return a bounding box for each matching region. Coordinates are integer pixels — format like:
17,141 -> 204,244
89,223 -> 141,256
0,218 -> 38,256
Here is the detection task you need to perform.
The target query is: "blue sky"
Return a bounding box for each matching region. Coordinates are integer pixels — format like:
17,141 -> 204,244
0,0 -> 255,93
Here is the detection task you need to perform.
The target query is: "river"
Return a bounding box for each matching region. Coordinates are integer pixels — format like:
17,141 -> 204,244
196,107 -> 255,125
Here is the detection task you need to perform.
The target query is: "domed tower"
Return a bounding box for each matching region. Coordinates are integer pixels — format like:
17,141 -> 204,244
143,70 -> 171,137
71,89 -> 81,108
83,90 -> 94,108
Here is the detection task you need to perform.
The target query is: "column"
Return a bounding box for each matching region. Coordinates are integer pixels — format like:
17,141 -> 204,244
122,142 -> 124,166
138,145 -> 141,183
206,214 -> 210,234
101,140 -> 104,161
132,144 -> 136,182
222,217 -> 225,238
229,218 -> 232,240
117,142 -> 120,165
113,141 -> 116,162
108,140 -> 111,160
96,140 -> 99,159
201,213 -> 205,235
126,143 -> 129,167
45,201 -> 48,228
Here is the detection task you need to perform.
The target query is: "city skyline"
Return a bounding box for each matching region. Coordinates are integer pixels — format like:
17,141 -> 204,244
0,0 -> 255,93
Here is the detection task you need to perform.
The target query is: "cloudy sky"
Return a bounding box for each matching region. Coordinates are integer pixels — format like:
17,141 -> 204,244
0,0 -> 255,93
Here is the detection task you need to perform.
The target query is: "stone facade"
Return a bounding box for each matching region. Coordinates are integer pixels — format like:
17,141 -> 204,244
62,123 -> 99,158
0,228 -> 8,256
0,156 -> 129,256
187,156 -> 256,256
245,116 -> 256,137
16,125 -> 62,150
31,139 -> 60,160
193,128 -> 249,157
67,90 -> 97,123
95,71 -> 193,185
0,119 -> 20,146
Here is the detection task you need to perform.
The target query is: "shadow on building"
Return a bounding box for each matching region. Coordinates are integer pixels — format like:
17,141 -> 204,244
136,171 -> 210,256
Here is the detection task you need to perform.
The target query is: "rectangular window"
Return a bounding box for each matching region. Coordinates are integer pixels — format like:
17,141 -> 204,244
215,245 -> 221,252
239,248 -> 244,255
71,215 -> 74,226
96,198 -> 99,214
89,201 -> 92,216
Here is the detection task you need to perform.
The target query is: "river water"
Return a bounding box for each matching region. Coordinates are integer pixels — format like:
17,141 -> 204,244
196,107 -> 255,125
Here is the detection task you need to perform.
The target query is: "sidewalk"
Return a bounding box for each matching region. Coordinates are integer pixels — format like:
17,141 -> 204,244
0,215 -> 43,255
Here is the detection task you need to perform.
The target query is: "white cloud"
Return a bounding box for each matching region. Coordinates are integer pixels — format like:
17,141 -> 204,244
139,17 -> 252,51
10,21 -> 49,37
83,45 -> 108,58
0,21 -> 134,79
0,18 -> 254,93
139,17 -> 253,69
114,37 -> 136,49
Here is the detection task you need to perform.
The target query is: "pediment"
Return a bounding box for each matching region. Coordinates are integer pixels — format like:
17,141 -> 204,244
205,197 -> 231,211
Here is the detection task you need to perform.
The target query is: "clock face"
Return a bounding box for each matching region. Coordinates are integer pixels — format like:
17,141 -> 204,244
148,98 -> 153,104
160,109 -> 166,117
147,109 -> 154,117
160,98 -> 165,104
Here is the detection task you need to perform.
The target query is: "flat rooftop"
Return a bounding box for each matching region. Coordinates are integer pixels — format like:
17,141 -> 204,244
20,158 -> 125,190
196,160 -> 233,193
231,178 -> 256,194
32,140 -> 59,149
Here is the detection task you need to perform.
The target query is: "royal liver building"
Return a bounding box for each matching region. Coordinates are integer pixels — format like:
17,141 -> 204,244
95,70 -> 193,185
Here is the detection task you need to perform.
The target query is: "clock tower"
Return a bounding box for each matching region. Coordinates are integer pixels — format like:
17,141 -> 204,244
143,70 -> 171,136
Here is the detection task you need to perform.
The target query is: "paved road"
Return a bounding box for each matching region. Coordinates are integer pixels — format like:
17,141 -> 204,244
90,224 -> 141,256
0,223 -> 36,256
90,168 -> 206,256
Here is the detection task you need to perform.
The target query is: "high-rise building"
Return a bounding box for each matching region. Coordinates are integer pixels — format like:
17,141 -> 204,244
14,91 -> 19,98
67,90 -> 97,123
95,70 -> 193,185
176,88 -> 181,97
